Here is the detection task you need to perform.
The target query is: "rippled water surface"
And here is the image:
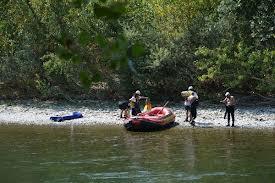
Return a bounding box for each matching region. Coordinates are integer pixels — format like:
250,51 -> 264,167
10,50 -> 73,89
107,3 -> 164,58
1,124 -> 275,183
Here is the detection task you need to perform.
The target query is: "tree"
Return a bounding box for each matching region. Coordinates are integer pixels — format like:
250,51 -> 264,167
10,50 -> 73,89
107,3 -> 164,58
195,0 -> 275,94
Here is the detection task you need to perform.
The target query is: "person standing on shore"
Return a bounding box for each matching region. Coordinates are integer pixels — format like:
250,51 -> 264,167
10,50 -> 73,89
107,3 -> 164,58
184,95 -> 192,122
181,86 -> 199,125
129,90 -> 147,116
188,86 -> 199,125
118,101 -> 130,118
221,92 -> 236,127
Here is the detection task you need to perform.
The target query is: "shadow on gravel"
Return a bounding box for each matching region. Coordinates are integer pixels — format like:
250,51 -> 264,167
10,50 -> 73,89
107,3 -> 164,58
167,122 -> 179,129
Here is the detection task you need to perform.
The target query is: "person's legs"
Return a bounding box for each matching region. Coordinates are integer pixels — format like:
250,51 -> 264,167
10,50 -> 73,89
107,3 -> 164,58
136,108 -> 141,114
133,102 -> 141,115
231,112 -> 234,127
189,110 -> 193,120
190,113 -> 195,126
185,110 -> 189,121
185,106 -> 191,121
190,107 -> 195,126
231,107 -> 235,127
132,107 -> 141,116
227,114 -> 231,126
224,111 -> 227,119
132,108 -> 137,116
190,101 -> 197,123
226,106 -> 230,126
124,108 -> 130,118
227,106 -> 235,127
119,101 -> 129,118
193,107 -> 197,119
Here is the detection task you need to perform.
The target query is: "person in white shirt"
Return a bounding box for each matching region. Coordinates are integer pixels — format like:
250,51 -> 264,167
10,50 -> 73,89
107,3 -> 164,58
129,90 -> 147,116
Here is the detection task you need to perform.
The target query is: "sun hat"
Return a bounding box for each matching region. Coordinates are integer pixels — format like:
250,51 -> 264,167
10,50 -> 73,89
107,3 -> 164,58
135,90 -> 141,95
188,86 -> 193,90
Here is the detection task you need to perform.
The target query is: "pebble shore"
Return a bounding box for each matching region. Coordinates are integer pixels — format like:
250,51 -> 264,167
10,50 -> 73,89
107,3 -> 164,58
0,100 -> 274,128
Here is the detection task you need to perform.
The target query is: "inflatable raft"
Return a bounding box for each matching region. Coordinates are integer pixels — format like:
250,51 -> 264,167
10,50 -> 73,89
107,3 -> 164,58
124,107 -> 176,132
50,112 -> 83,122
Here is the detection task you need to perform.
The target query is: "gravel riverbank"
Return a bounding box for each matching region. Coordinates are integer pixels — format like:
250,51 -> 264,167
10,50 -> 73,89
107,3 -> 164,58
0,100 -> 274,128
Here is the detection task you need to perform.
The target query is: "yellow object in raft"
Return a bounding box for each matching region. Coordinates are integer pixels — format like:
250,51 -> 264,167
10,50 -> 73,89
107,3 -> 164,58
143,100 -> 152,112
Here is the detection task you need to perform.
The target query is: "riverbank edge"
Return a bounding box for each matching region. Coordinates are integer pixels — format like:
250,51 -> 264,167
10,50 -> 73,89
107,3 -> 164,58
0,99 -> 274,129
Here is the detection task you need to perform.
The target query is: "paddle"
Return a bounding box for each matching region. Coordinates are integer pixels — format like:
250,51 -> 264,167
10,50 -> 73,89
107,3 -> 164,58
156,101 -> 169,115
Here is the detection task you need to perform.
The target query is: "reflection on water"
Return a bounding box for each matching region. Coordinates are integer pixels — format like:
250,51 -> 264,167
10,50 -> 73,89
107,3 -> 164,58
0,124 -> 275,183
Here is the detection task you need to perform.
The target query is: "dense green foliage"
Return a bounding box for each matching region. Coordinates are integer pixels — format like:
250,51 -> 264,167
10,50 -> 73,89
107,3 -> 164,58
195,0 -> 275,95
0,0 -> 274,100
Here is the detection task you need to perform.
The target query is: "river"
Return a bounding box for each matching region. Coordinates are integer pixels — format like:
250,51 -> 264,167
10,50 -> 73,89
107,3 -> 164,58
0,124 -> 275,182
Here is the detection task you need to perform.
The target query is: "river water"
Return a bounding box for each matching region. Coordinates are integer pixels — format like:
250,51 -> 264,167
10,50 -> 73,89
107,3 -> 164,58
1,124 -> 275,183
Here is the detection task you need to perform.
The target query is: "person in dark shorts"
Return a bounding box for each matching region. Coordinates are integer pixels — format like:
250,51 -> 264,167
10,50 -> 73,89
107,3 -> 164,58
188,86 -> 199,126
188,92 -> 198,126
221,92 -> 236,127
190,92 -> 199,122
118,101 -> 130,118
129,90 -> 147,116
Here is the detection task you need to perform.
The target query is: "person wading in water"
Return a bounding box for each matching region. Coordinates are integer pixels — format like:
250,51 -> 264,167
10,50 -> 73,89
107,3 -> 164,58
129,90 -> 148,116
221,92 -> 236,127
